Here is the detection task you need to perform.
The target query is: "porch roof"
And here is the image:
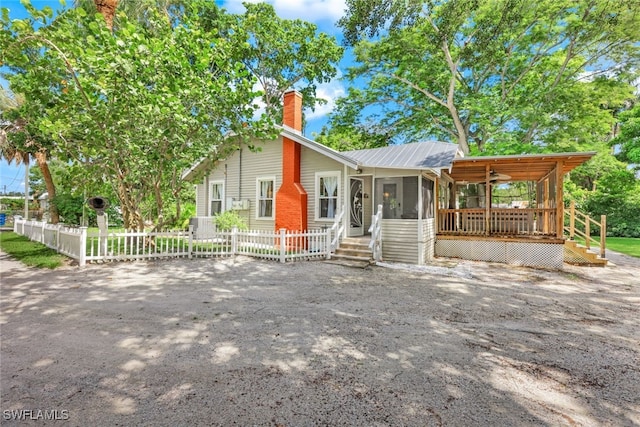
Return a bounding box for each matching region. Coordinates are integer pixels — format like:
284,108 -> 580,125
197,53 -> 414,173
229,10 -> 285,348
342,141 -> 460,171
445,151 -> 596,183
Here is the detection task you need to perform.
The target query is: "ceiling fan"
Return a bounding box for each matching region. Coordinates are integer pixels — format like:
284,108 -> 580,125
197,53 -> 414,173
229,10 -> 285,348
489,170 -> 512,183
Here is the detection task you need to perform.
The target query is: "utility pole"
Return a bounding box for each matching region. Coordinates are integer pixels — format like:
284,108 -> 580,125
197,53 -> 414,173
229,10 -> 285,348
24,159 -> 29,219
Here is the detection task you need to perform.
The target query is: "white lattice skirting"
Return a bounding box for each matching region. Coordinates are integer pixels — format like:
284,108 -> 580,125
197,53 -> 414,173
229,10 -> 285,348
435,239 -> 564,269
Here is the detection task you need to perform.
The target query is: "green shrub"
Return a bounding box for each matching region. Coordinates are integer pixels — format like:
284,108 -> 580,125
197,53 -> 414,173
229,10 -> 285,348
214,210 -> 248,231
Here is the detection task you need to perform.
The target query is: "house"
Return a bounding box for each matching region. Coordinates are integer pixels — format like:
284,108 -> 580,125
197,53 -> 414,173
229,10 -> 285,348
183,90 -> 597,268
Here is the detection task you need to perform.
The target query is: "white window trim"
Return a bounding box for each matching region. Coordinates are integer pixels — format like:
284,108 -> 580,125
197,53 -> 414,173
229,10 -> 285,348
315,171 -> 341,222
256,176 -> 276,220
209,180 -> 225,216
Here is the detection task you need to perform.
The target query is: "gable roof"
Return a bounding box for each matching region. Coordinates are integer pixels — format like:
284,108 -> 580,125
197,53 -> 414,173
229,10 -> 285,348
343,141 -> 460,170
182,129 -> 459,181
280,126 -> 359,169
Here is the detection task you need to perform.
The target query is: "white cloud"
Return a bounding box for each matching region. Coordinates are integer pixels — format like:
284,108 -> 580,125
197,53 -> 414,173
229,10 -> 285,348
219,0 -> 347,25
305,77 -> 345,121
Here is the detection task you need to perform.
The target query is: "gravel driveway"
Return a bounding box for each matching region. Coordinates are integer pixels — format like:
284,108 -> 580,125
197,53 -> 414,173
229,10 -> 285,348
1,251 -> 639,426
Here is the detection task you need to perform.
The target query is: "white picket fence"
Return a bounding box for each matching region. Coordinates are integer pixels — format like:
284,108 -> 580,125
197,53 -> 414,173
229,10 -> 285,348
14,219 -> 334,266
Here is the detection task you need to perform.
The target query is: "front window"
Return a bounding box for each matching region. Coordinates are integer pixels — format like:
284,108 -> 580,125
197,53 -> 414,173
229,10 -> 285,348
316,172 -> 340,220
256,177 -> 275,219
210,181 -> 224,216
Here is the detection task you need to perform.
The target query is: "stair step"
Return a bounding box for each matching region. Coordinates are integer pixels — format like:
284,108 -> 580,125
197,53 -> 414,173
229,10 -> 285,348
564,240 -> 608,266
325,258 -> 371,269
331,253 -> 373,263
335,248 -> 372,258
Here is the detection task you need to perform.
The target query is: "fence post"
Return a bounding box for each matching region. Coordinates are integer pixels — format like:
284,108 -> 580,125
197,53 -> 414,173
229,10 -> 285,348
56,224 -> 61,252
279,228 -> 286,263
231,227 -> 238,255
326,227 -> 332,260
188,225 -> 194,259
41,221 -> 46,244
79,226 -> 88,267
600,215 -> 606,259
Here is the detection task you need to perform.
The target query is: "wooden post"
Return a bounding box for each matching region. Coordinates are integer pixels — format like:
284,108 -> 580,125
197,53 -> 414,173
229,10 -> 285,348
325,227 -> 332,260
600,215 -> 606,258
79,226 -> 87,267
279,228 -> 286,263
485,165 -> 491,236
569,201 -> 575,239
231,226 -> 238,255
585,216 -> 591,250
188,225 -> 194,259
556,161 -> 564,239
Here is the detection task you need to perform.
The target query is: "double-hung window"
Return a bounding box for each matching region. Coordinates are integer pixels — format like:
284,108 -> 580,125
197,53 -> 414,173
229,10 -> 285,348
209,181 -> 224,216
316,172 -> 340,220
256,177 -> 275,219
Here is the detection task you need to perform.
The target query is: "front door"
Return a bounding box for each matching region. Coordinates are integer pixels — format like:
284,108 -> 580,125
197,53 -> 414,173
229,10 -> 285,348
349,177 -> 364,236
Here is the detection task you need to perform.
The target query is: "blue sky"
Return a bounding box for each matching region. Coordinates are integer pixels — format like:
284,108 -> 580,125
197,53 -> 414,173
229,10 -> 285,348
0,0 -> 351,193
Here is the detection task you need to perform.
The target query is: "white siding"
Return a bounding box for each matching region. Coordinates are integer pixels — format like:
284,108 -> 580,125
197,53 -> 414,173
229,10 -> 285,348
202,139 -> 283,231
381,220 -> 420,264
300,146 -> 348,230
195,180 -> 207,217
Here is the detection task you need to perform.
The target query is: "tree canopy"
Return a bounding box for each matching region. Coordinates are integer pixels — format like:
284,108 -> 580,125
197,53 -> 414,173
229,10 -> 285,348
331,0 -> 640,154
1,1 -> 342,229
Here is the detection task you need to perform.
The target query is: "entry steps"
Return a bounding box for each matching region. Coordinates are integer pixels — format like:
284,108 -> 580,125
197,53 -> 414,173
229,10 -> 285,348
328,237 -> 373,268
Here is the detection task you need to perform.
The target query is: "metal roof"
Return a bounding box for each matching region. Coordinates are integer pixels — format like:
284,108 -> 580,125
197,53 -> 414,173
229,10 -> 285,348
343,141 -> 459,170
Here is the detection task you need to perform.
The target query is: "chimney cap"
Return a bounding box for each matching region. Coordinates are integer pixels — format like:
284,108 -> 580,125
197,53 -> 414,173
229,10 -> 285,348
283,88 -> 303,97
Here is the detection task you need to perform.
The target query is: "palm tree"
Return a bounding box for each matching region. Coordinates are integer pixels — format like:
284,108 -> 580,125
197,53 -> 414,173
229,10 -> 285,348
1,88 -> 59,223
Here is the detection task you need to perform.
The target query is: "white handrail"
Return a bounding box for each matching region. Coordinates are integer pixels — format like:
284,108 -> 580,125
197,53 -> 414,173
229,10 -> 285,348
330,207 -> 345,251
368,204 -> 383,262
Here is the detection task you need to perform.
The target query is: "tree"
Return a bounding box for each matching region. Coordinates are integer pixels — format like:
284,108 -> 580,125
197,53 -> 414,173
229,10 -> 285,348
334,0 -> 640,154
1,1 -> 343,230
214,2 -> 343,125
613,102 -> 640,165
0,87 -> 60,222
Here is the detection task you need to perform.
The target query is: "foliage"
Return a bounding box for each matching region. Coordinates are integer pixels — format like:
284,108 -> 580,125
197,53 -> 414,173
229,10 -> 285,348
0,231 -> 66,268
1,1 -> 341,231
213,210 -> 248,231
332,0 -> 640,154
612,103 -> 640,165
223,2 -> 344,124
565,152 -> 640,237
175,202 -> 195,229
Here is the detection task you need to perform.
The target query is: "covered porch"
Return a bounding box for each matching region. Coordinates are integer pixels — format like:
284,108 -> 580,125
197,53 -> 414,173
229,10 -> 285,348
436,152 -> 595,239
434,152 -> 596,268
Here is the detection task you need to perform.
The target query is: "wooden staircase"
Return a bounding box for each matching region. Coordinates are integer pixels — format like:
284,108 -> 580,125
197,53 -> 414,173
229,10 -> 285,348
328,237 -> 373,268
563,240 -> 608,267
563,201 -> 607,266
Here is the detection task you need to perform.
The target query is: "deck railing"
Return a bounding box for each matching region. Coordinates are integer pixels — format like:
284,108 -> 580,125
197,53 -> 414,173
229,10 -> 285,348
437,208 -> 558,237
564,201 -> 606,258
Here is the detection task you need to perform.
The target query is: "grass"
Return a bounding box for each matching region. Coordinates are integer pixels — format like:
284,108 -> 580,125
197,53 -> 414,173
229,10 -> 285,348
0,232 -> 67,268
574,236 -> 640,258
606,237 -> 640,258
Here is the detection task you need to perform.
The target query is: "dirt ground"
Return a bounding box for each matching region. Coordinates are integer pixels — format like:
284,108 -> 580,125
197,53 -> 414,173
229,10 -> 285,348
1,250 -> 639,426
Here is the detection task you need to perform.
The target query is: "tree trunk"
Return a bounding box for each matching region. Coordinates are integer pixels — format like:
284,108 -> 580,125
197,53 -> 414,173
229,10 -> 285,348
94,0 -> 119,31
34,152 -> 59,223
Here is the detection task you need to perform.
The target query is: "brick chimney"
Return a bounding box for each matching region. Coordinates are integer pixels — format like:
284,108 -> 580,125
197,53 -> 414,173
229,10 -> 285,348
275,90 -> 308,232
